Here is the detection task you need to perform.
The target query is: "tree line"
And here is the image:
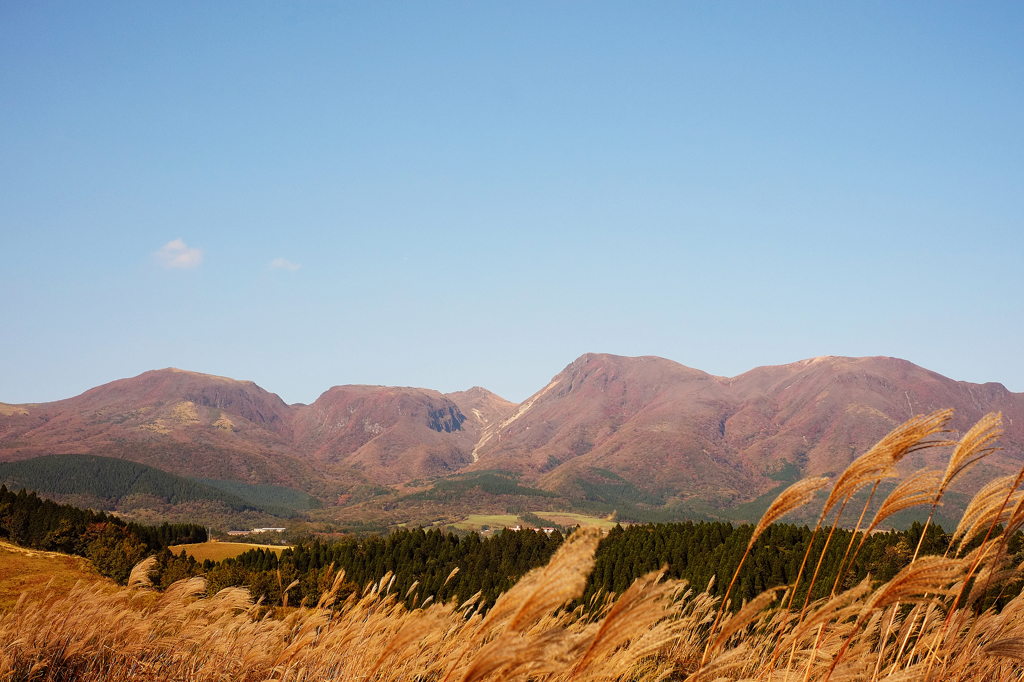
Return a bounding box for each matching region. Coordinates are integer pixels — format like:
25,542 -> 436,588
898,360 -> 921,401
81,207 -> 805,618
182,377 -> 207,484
198,526 -> 565,609
585,520 -> 957,606
165,520 -> 1011,614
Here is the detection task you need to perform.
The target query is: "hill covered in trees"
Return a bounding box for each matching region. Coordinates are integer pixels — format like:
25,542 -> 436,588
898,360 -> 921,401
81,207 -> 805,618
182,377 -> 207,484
0,454 -> 318,519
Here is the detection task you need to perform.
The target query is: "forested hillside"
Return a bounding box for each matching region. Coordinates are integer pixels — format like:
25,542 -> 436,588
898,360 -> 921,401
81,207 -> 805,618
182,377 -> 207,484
193,478 -> 321,514
0,454 -> 316,519
0,455 -> 256,509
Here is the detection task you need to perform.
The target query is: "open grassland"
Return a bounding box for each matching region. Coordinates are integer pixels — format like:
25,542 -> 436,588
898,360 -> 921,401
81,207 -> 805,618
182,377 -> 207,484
0,540 -> 108,611
452,512 -> 618,532
169,541 -> 287,563
5,410 -> 1024,681
451,513 -> 521,530
533,511 -> 620,529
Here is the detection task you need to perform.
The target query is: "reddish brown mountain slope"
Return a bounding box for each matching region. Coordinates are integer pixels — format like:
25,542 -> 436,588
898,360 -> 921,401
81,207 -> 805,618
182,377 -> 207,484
445,387 -> 516,432
470,354 -> 1024,504
467,354 -> 748,500
2,356 -> 1021,508
0,369 -> 316,487
291,386 -> 483,484
0,370 -> 512,489
722,356 -> 1024,488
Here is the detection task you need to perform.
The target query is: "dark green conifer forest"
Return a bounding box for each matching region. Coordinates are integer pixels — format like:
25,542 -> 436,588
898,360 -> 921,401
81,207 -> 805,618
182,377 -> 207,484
172,522 -> 1007,614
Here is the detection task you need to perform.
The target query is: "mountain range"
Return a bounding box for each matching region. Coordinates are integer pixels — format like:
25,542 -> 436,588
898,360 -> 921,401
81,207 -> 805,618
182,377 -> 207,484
2,354 -> 1021,522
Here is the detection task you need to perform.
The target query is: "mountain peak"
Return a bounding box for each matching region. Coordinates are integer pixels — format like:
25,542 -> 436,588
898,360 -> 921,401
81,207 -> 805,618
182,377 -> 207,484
2,354 -> 1021,515
161,367 -> 243,383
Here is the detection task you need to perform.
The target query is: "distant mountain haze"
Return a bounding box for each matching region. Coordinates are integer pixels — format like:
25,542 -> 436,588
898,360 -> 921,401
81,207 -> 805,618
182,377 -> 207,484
1,355 -> 1020,509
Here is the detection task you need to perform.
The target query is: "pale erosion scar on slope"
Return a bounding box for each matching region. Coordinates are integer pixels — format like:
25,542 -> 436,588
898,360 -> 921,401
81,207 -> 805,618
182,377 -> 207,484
213,414 -> 236,431
470,378 -> 560,462
171,401 -> 200,424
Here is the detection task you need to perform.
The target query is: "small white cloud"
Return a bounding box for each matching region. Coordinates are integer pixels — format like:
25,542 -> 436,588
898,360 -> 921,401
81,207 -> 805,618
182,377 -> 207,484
155,239 -> 203,269
269,257 -> 301,272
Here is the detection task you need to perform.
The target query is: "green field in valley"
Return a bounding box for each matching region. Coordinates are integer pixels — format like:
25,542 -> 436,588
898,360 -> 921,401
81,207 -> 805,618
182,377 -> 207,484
450,514 -> 520,530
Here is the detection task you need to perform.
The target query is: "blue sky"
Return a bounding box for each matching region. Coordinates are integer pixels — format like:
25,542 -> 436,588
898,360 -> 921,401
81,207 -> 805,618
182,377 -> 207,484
2,2 -> 1022,405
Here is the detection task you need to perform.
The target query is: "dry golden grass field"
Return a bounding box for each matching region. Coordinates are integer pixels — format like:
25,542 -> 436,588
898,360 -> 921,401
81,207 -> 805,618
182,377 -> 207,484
452,512 -> 619,532
168,541 -> 288,562
0,540 -> 109,611
4,410 -> 1024,681
534,512 -> 620,530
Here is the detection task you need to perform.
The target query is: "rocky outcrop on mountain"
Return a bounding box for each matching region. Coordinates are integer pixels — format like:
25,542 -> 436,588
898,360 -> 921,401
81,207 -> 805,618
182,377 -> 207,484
445,387 -> 517,432
290,385 -> 481,484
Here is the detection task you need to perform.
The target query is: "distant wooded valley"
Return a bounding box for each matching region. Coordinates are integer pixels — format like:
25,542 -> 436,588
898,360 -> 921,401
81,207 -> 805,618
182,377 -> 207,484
3,482 -> 1015,616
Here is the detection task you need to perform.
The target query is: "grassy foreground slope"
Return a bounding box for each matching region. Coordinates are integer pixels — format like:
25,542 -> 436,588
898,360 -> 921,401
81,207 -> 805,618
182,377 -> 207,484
0,540 -> 109,610
0,485 -> 207,585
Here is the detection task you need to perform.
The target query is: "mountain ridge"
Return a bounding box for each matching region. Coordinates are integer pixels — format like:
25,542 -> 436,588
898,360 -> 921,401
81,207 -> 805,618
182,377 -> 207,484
466,353 -> 1023,507
1,355 -> 1021,519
